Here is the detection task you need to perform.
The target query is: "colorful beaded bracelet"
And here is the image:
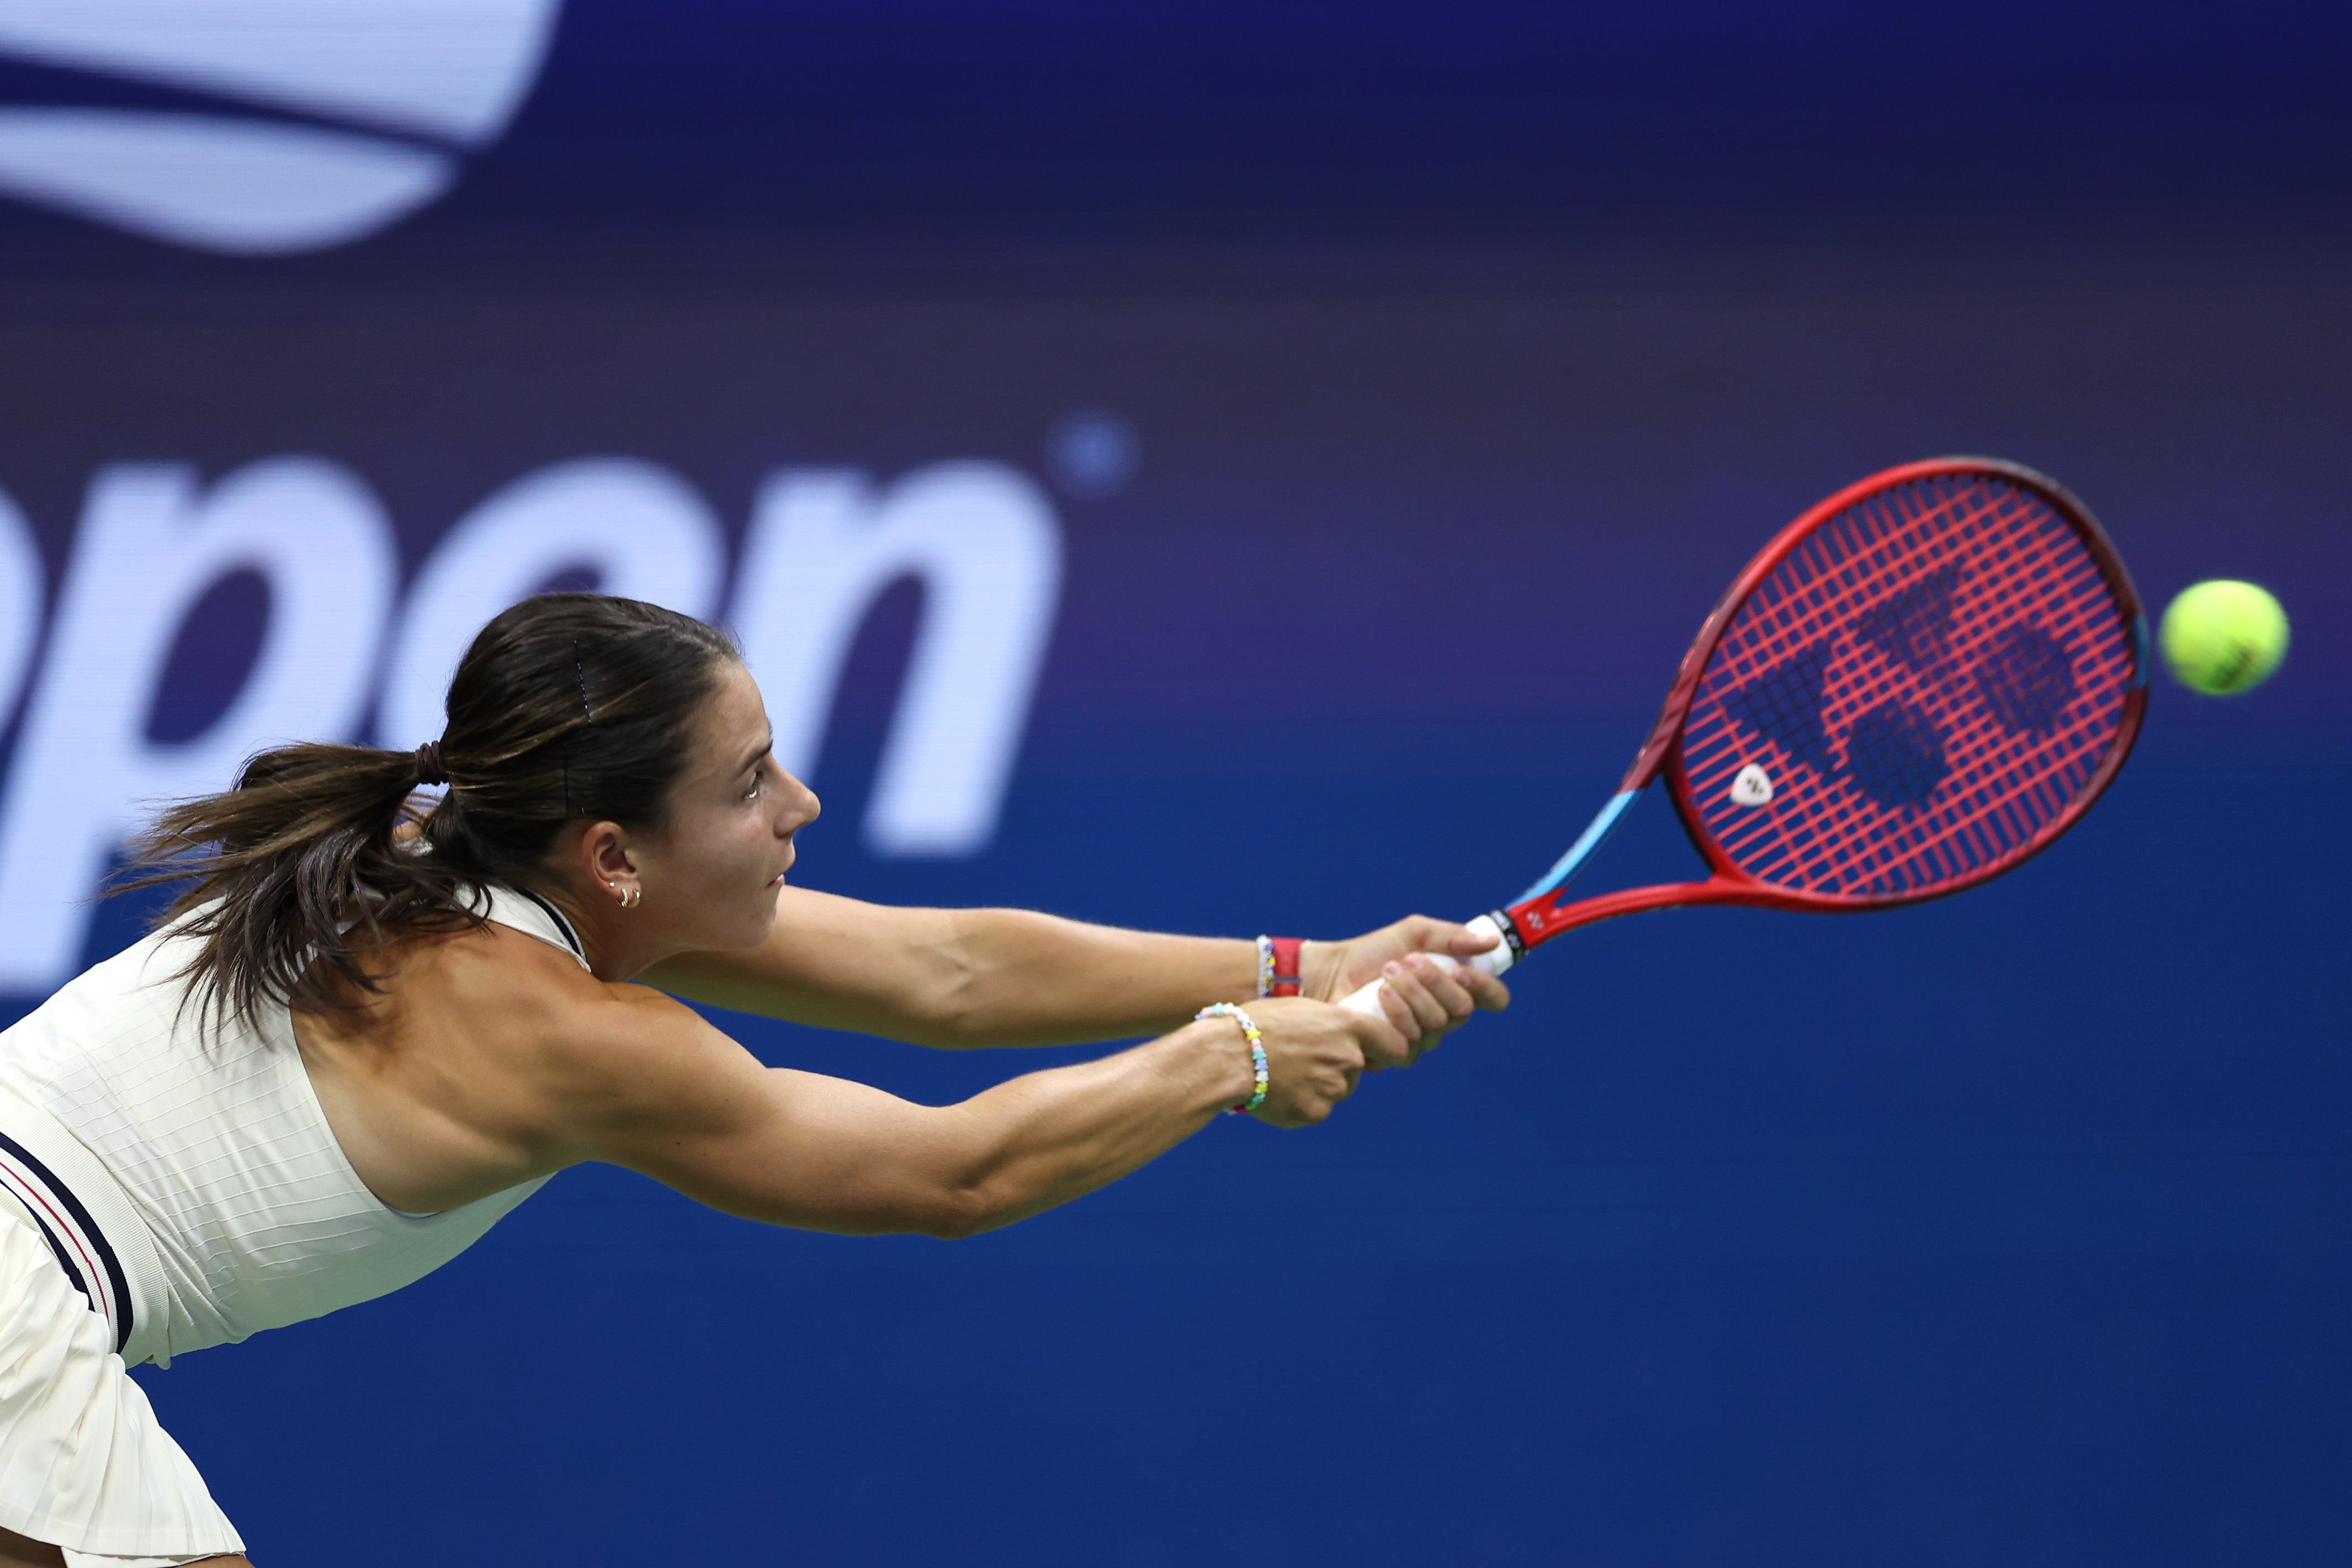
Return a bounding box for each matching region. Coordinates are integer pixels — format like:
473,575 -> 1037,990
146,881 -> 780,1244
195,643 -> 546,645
1197,1002 -> 1269,1115
1255,935 -> 1275,998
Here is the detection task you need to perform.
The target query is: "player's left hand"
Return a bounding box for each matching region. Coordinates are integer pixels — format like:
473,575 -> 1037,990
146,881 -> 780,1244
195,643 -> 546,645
1301,916 -> 1510,1066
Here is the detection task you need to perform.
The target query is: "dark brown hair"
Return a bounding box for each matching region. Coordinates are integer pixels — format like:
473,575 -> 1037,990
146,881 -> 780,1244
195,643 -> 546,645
121,593 -> 739,1028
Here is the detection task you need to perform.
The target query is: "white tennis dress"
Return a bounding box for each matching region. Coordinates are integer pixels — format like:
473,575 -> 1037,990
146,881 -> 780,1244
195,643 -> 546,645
0,886 -> 585,1563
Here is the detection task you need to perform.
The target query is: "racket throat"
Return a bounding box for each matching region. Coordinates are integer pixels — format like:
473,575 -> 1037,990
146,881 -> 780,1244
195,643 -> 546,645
1507,879 -> 1724,944
1517,789 -> 1643,905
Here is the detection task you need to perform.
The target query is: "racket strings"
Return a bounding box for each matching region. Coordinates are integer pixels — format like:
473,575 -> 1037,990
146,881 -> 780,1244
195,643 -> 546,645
1678,474 -> 2135,899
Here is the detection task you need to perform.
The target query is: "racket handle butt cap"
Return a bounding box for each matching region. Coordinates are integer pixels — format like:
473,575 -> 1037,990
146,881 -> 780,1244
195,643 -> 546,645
1336,912 -> 1514,1017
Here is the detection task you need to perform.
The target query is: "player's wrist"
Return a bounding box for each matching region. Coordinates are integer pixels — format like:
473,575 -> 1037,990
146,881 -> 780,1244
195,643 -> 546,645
1167,1014 -> 1260,1115
1195,1003 -> 1270,1114
1294,939 -> 1341,1001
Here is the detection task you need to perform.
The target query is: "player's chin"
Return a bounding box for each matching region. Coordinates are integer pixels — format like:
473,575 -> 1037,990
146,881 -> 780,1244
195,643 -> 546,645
703,891 -> 783,951
748,889 -> 785,938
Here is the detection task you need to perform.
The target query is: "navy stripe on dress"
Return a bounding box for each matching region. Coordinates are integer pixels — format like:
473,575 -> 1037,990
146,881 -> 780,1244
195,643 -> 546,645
0,1128 -> 132,1352
515,887 -> 586,959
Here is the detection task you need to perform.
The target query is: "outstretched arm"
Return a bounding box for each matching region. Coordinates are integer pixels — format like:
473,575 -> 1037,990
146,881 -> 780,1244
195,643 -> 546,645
566,985 -> 1397,1237
641,887 -> 1250,1046
640,886 -> 1508,1050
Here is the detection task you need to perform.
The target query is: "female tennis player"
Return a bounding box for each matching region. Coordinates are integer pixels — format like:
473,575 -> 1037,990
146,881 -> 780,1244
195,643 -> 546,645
0,593 -> 1506,1565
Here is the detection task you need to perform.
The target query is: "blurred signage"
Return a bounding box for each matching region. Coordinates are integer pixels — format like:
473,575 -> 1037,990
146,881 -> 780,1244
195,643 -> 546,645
0,456 -> 1063,992
0,0 -> 561,252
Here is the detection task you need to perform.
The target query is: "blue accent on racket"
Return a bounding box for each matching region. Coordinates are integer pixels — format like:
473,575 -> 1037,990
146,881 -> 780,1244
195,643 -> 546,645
1518,789 -> 1641,903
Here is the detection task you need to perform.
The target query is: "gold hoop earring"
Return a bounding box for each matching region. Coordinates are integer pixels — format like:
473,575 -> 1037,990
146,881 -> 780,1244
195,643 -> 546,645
623,886 -> 641,910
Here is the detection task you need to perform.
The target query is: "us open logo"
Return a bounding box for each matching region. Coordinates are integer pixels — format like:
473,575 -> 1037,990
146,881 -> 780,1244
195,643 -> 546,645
0,456 -> 1064,995
0,0 -> 560,253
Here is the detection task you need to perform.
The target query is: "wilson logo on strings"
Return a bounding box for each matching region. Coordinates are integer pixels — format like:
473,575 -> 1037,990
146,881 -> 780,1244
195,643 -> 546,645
0,0 -> 561,253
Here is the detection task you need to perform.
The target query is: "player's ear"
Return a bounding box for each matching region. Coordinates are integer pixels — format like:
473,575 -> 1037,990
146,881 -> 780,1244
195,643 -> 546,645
580,821 -> 636,887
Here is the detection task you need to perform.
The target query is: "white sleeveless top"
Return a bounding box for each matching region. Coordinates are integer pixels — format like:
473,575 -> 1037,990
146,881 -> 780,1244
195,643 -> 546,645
0,884 -> 584,1367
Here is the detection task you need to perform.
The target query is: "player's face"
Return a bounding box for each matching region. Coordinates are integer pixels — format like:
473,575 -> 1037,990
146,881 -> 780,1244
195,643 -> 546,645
631,659 -> 818,949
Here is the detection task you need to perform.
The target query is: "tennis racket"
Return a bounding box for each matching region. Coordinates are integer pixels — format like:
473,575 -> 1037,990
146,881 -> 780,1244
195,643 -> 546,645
1340,456 -> 2148,1017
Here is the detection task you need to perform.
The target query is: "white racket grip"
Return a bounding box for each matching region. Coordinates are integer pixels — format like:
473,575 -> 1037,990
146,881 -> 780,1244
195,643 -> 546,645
1336,913 -> 1515,1018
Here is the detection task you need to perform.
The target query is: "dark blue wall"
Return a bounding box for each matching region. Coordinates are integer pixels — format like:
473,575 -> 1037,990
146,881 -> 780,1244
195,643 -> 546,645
1,3 -> 2346,1562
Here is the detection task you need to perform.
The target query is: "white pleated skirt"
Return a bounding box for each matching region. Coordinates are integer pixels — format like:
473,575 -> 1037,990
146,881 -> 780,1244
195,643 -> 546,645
0,1195 -> 242,1564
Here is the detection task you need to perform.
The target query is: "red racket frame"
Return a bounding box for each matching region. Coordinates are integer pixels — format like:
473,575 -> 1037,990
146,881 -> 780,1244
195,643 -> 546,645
1502,457 -> 2148,953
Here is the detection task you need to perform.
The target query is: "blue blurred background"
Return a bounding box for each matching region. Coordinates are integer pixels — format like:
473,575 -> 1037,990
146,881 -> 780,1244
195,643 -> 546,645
1,1 -> 2349,1561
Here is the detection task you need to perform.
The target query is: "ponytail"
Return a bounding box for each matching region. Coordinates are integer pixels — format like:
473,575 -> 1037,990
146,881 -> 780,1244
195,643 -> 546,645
117,593 -> 738,1029
123,743 -> 489,1029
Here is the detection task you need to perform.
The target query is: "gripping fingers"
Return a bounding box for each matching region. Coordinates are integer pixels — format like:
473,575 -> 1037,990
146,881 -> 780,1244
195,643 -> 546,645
1345,1000 -> 1410,1078
1376,959 -> 1455,1044
1406,953 -> 1482,1022
1460,965 -> 1512,1012
1248,997 -> 1387,1125
1278,1045 -> 1367,1128
1371,955 -> 1480,1059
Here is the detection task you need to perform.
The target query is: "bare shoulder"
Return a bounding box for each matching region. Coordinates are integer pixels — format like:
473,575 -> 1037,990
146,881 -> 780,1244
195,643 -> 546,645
424,920 -> 764,1114
302,917 -> 773,1209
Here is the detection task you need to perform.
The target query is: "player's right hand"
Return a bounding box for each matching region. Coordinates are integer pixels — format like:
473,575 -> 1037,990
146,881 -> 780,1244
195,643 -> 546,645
1238,996 -> 1405,1127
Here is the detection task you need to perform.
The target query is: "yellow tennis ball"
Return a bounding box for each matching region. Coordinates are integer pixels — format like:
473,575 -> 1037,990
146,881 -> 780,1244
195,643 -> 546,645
2158,580 -> 2289,695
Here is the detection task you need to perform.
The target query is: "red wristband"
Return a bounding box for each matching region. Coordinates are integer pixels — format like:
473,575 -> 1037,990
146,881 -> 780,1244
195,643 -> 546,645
1268,937 -> 1304,997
